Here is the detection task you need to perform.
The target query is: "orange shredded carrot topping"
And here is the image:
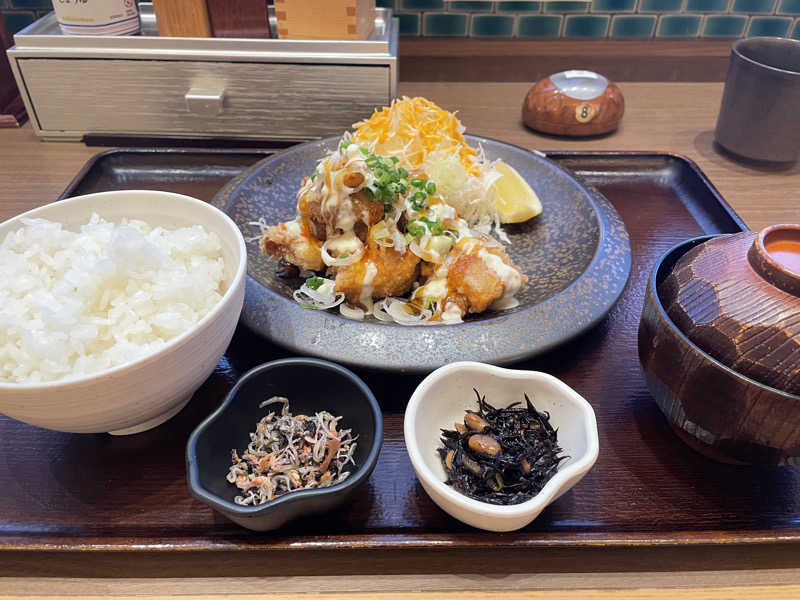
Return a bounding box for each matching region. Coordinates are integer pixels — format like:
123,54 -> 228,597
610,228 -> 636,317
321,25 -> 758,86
352,97 -> 481,177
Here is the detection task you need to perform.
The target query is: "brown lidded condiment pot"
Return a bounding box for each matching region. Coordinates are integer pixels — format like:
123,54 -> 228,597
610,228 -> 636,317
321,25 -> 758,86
522,70 -> 624,137
659,224 -> 800,396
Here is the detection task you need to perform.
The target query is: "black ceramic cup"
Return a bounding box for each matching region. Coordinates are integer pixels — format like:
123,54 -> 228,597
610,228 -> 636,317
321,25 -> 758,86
714,37 -> 800,164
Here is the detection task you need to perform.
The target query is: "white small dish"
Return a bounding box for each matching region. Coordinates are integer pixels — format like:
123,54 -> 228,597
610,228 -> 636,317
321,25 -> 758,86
0,190 -> 247,435
404,361 -> 599,532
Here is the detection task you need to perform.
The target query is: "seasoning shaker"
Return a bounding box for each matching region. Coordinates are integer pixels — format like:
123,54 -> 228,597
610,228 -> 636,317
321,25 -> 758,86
52,0 -> 141,36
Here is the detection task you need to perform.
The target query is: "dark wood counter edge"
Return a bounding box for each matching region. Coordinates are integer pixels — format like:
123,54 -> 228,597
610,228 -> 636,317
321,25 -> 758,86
400,39 -> 734,58
398,39 -> 734,82
2,530 -> 800,553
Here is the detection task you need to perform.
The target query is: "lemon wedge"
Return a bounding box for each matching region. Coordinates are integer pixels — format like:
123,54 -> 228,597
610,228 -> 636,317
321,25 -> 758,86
492,161 -> 543,224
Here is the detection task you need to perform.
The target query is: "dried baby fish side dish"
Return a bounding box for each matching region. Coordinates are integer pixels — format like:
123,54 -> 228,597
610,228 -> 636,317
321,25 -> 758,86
226,396 -> 357,506
438,390 -> 567,505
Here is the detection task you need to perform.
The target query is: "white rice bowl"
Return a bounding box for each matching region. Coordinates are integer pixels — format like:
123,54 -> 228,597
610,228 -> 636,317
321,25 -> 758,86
0,214 -> 226,383
0,191 -> 247,435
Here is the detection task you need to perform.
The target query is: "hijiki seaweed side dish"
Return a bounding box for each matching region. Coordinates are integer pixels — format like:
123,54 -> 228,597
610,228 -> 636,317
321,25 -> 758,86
227,397 -> 357,505
438,390 -> 566,505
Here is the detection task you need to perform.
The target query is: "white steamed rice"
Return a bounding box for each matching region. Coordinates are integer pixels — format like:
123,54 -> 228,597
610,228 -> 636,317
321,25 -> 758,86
0,213 -> 226,383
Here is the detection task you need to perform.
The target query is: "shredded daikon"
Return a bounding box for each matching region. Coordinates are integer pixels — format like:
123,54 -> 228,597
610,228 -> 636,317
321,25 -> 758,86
373,298 -> 432,326
321,234 -> 365,267
292,278 -> 344,310
339,303 -> 366,320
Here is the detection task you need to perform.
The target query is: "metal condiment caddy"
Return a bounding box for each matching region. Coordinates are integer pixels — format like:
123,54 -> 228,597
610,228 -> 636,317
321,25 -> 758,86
7,4 -> 397,142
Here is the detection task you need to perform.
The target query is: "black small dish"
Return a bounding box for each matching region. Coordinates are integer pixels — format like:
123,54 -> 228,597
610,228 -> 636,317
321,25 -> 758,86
186,358 -> 383,531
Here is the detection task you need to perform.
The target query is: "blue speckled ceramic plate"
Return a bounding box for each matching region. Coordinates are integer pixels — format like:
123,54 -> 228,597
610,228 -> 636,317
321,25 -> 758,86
212,135 -> 631,373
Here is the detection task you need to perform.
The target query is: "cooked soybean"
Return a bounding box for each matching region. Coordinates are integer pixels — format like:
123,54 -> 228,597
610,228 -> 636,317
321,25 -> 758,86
437,389 -> 566,505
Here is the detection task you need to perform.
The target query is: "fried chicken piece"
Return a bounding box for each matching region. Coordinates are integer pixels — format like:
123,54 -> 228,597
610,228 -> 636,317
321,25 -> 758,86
445,241 -> 527,315
297,178 -> 383,242
335,233 -> 420,309
419,261 -> 437,280
296,177 -> 326,236
447,253 -> 504,314
351,190 -> 385,240
259,218 -> 323,272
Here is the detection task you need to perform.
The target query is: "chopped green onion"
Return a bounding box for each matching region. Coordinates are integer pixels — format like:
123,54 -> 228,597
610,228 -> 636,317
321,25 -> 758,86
406,217 -> 443,239
357,148 -> 417,214
410,191 -> 427,211
426,181 -> 436,195
339,140 -> 353,150
300,304 -> 318,310
420,216 -> 443,236
406,222 -> 426,238
305,276 -> 324,290
410,178 -> 427,189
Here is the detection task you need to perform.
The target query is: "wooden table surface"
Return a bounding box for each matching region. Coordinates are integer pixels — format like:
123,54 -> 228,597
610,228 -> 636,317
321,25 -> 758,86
1,81 -> 799,599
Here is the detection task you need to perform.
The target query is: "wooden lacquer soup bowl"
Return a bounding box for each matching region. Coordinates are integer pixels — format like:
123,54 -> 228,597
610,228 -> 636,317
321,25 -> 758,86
638,234 -> 800,465
660,225 -> 800,396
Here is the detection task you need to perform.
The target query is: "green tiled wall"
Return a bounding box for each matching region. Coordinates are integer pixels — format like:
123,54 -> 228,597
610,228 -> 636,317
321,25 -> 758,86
471,13 -> 516,34
383,0 -> 800,37
731,0 -> 775,12
640,0 -> 684,12
611,14 -> 657,35
593,0 -> 637,12
703,14 -> 748,35
545,2 -> 589,12
564,14 -> 610,34
748,15 -> 792,34
780,0 -> 800,13
518,14 -> 562,34
657,14 -> 703,34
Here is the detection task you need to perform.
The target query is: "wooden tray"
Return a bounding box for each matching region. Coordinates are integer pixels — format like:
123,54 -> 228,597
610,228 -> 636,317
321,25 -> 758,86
5,148 -> 796,553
